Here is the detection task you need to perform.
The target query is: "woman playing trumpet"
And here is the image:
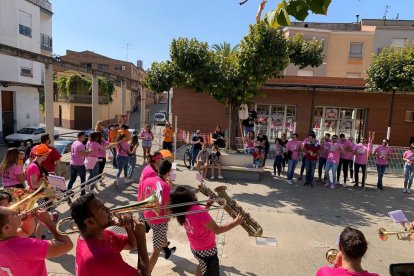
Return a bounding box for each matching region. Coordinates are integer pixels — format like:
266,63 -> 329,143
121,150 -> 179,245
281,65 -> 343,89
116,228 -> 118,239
316,227 -> 379,276
170,186 -> 243,276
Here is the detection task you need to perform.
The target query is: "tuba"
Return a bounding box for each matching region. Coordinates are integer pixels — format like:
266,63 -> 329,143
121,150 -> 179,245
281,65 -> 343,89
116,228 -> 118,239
198,183 -> 263,237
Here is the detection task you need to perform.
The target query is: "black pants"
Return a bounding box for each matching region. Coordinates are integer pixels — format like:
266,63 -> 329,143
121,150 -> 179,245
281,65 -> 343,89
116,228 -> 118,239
300,156 -> 306,178
162,141 -> 173,152
349,160 -> 354,179
337,159 -> 351,183
354,163 -> 367,187
193,251 -> 220,276
98,158 -> 106,180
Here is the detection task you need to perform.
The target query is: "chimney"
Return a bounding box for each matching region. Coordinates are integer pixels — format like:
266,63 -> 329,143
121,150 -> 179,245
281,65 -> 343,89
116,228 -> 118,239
356,15 -> 360,23
136,60 -> 143,69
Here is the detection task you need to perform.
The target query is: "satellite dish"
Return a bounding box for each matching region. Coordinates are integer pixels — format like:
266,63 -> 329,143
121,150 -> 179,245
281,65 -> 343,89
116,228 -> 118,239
238,104 -> 249,120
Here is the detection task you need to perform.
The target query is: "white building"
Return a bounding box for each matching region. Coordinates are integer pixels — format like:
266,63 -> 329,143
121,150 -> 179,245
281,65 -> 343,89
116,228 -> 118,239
0,0 -> 52,139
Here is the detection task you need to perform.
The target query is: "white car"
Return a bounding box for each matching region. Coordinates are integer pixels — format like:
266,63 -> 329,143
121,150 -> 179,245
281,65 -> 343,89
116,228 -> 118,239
5,126 -> 59,145
153,113 -> 166,126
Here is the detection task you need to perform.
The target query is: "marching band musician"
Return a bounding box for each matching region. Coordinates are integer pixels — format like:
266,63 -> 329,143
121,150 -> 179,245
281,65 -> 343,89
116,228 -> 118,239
138,159 -> 176,272
0,206 -> 73,275
70,193 -> 150,276
170,186 -> 243,276
316,227 -> 379,276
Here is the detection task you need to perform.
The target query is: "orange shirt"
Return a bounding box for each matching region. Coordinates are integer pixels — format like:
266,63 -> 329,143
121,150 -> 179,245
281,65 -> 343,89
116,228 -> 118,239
163,128 -> 174,143
109,130 -> 119,143
118,129 -> 131,142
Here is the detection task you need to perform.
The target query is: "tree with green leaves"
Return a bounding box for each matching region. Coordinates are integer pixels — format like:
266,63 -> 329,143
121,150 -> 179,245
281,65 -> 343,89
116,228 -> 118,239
144,22 -> 324,149
212,42 -> 240,56
365,44 -> 414,141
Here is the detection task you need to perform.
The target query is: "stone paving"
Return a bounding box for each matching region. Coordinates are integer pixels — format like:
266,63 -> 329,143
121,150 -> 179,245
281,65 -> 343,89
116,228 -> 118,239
41,146 -> 413,276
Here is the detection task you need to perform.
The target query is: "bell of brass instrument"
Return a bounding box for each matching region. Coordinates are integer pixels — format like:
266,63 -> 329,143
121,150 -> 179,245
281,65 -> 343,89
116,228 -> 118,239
326,249 -> 339,264
378,227 -> 414,241
198,183 -> 263,237
56,193 -> 159,235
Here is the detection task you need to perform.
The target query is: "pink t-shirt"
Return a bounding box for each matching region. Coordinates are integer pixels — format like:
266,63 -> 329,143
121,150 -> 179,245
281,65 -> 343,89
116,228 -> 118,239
140,130 -> 153,141
403,150 -> 414,165
286,140 -> 302,160
86,141 -> 100,158
71,140 -> 86,166
137,165 -> 158,201
327,142 -> 343,164
183,205 -> 216,251
76,230 -> 136,276
0,237 -> 49,276
338,140 -> 354,160
320,140 -> 332,159
140,176 -> 171,225
98,140 -> 110,158
26,162 -> 41,190
353,143 -> 372,165
374,145 -> 392,165
316,266 -> 380,276
1,164 -> 23,186
116,141 -> 130,157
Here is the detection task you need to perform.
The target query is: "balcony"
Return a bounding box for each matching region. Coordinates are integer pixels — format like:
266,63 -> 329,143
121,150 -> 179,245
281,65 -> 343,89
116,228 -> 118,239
55,94 -> 110,105
41,34 -> 52,52
26,0 -> 52,14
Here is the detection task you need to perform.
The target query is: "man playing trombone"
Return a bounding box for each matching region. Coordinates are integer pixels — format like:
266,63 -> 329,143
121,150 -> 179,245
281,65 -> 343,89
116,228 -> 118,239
70,193 -> 150,276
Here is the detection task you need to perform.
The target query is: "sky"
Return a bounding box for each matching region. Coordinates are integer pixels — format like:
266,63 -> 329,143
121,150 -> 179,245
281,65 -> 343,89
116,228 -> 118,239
52,0 -> 414,69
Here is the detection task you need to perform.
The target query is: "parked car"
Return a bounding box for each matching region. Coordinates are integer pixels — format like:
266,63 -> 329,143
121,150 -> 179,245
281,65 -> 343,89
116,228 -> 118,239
54,140 -> 73,155
5,126 -> 59,145
153,113 -> 166,126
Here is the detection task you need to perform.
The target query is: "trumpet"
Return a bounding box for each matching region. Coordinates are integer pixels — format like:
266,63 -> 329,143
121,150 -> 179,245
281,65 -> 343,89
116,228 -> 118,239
378,227 -> 414,241
56,193 -> 226,235
326,249 -> 339,264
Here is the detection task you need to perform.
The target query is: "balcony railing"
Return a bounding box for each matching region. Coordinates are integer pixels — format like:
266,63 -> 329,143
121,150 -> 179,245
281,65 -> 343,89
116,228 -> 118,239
26,0 -> 52,14
55,94 -> 110,105
41,34 -> 52,51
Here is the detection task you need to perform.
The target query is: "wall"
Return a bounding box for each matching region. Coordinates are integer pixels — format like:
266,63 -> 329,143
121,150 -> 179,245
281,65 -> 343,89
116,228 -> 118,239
372,27 -> 414,54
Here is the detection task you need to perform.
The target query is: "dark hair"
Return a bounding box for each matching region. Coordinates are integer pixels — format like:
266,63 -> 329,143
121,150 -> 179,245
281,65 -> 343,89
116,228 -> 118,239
339,133 -> 345,138
130,134 -> 139,146
41,133 -> 50,144
275,138 -> 282,145
96,132 -> 103,144
325,133 -> 331,138
70,193 -> 95,233
309,133 -> 316,139
121,124 -> 127,130
148,151 -> 162,164
332,135 -> 338,139
0,211 -> 8,236
114,123 -> 119,127
170,186 -> 197,226
89,132 -> 98,142
308,131 -> 316,135
159,159 -> 172,176
339,227 -> 368,260
77,131 -> 85,138
0,192 -> 12,204
292,133 -> 298,138
116,133 -> 126,142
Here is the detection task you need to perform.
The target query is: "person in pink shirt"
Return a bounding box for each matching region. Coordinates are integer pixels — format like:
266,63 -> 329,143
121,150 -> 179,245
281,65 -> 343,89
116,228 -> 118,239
324,135 -> 343,189
67,132 -> 90,196
26,144 -> 52,191
0,206 -> 73,276
318,133 -> 331,182
337,134 -> 354,186
115,133 -> 132,187
347,137 -> 355,183
0,148 -> 25,188
70,194 -> 149,276
352,136 -> 373,190
286,133 -> 302,184
170,186 -> 243,276
139,160 -> 176,272
402,143 -> 414,193
373,138 -> 392,190
85,132 -> 102,183
316,227 -> 379,276
97,132 -> 109,186
140,124 -> 154,162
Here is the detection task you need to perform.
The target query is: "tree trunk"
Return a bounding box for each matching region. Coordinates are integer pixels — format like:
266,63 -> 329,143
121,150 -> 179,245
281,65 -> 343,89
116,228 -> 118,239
226,102 -> 239,151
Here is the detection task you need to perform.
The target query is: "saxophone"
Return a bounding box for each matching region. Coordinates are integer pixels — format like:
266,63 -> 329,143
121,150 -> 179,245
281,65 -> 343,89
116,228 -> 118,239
198,183 -> 263,237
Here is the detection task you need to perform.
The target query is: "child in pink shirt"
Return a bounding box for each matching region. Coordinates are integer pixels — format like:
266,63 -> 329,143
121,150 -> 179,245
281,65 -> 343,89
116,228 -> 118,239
402,143 -> 414,193
170,186 -> 242,276
0,148 -> 25,188
373,138 -> 392,190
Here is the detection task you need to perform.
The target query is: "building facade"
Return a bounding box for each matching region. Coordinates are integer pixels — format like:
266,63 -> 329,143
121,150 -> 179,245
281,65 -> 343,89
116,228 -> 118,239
0,0 -> 53,138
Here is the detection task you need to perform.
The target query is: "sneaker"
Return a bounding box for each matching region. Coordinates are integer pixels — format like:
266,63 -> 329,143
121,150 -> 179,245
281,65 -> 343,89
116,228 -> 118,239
217,175 -> 224,179
353,183 -> 358,187
323,182 -> 330,187
190,166 -> 195,170
403,189 -> 407,193
163,246 -> 176,259
287,180 -> 293,185
211,176 -> 215,180
329,184 -> 335,190
350,179 -> 354,183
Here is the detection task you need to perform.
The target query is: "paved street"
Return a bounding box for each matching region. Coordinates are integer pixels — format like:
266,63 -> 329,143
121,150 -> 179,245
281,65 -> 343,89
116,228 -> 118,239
43,145 -> 413,276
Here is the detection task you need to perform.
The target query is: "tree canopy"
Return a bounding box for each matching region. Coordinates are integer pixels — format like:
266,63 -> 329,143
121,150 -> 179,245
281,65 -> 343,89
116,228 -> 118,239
365,44 -> 414,92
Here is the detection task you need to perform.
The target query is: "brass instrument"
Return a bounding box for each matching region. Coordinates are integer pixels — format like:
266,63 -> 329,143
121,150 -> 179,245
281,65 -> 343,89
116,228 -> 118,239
326,249 -> 339,264
378,227 -> 414,241
198,182 -> 263,237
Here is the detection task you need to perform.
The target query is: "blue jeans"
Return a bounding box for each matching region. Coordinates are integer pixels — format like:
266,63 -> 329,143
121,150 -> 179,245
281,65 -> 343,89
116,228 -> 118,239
128,155 -> 137,178
116,156 -> 129,178
325,161 -> 338,185
376,164 -> 387,188
67,165 -> 86,192
287,159 -> 298,180
305,159 -> 317,183
191,148 -> 201,167
318,157 -> 327,179
404,163 -> 414,190
273,155 -> 283,175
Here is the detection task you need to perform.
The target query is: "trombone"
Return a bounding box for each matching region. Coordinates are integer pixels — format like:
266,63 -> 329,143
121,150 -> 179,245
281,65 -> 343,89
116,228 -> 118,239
378,227 -> 414,241
325,249 -> 339,264
56,195 -> 226,235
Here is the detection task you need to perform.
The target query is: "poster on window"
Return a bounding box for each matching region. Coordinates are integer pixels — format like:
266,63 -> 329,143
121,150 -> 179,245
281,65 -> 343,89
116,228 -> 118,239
325,108 -> 338,119
325,120 -> 337,132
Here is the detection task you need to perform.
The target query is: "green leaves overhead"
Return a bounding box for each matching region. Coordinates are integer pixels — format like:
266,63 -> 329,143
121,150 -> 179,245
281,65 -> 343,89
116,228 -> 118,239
288,33 -> 324,69
366,44 -> 414,92
286,0 -> 309,21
